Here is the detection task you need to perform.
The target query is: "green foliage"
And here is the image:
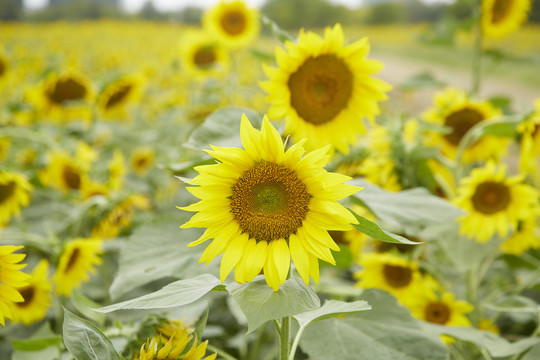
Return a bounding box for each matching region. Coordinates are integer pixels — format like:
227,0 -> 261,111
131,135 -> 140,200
299,289 -> 449,360
262,0 -> 352,29
228,276 -> 320,334
293,300 -> 371,328
63,309 -> 122,360
348,208 -> 418,245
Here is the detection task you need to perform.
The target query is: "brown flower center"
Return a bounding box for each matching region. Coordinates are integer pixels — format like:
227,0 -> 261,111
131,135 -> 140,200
47,77 -> 87,105
65,247 -> 81,272
0,58 -> 6,77
231,161 -> 310,242
443,107 -> 484,146
194,47 -> 217,68
220,10 -> 247,35
105,84 -> 132,109
471,181 -> 511,215
63,165 -> 81,190
288,54 -> 353,126
383,264 -> 412,288
0,180 -> 16,204
492,0 -> 513,24
425,301 -> 451,324
15,286 -> 36,308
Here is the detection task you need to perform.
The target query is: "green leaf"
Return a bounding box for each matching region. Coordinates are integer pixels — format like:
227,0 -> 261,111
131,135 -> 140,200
184,107 -> 262,151
109,221 -> 219,299
485,295 -> 540,313
194,304 -> 210,341
350,179 -> 464,234
12,347 -> 58,360
422,322 -> 540,357
293,300 -> 371,328
71,290 -> 106,325
299,289 -> 448,360
97,274 -> 222,313
261,15 -> 295,43
348,208 -> 419,245
523,343 -> 540,360
11,337 -> 61,352
228,276 -> 320,334
63,308 -> 122,360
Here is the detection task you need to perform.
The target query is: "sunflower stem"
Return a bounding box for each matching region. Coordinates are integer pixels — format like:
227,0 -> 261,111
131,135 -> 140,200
466,268 -> 480,327
288,325 -> 305,360
471,2 -> 483,96
279,316 -> 291,360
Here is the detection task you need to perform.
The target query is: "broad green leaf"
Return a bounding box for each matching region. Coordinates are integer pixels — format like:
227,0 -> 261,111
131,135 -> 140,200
97,274 -> 222,312
348,208 -> 419,245
63,308 -> 122,360
11,323 -> 60,360
12,346 -> 58,360
293,300 -> 371,328
300,289 -> 448,360
523,344 -> 540,360
109,221 -> 219,299
422,322 -> 540,357
71,290 -> 106,325
228,276 -> 320,334
485,295 -> 540,313
184,107 -> 262,151
350,179 -> 464,234
11,337 -> 61,351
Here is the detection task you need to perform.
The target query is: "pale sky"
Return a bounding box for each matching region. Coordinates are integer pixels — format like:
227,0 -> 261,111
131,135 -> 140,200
24,0 -> 453,13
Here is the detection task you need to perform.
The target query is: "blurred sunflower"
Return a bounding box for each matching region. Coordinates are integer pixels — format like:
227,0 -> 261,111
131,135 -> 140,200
180,31 -> 229,78
0,245 -> 30,326
261,24 -> 391,154
454,162 -> 540,243
53,238 -> 103,296
202,0 -> 259,49
354,252 -> 423,302
92,194 -> 150,239
130,147 -> 155,176
0,54 -> 7,79
180,115 -> 359,291
0,137 -> 10,161
500,217 -> 540,255
518,99 -> 540,175
98,75 -> 142,119
39,150 -> 89,193
135,328 -> 216,360
8,259 -> 51,325
423,88 -> 506,163
108,149 -> 126,190
482,0 -> 531,39
0,171 -> 32,225
427,159 -> 456,199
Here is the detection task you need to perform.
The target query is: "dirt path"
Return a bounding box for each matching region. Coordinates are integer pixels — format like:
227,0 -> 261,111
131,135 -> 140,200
374,53 -> 539,115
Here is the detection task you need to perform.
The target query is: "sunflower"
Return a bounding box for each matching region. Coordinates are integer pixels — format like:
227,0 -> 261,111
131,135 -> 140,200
202,0 -> 260,49
98,75 -> 142,119
108,149 -> 126,190
0,171 -> 32,225
354,252 -> 423,303
130,147 -> 155,177
422,88 -> 506,163
518,99 -> 540,175
8,259 -> 51,325
38,150 -> 89,193
0,54 -> 7,79
499,217 -> 540,255
53,238 -> 103,296
180,31 -> 229,78
454,162 -> 540,243
180,115 -> 360,291
482,0 -> 531,39
406,276 -> 472,343
135,329 -> 216,360
427,159 -> 456,199
0,245 -> 30,326
261,24 -> 391,154
91,194 -> 150,239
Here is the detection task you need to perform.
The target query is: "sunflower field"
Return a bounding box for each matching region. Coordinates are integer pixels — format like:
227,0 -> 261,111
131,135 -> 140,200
1,0 -> 540,359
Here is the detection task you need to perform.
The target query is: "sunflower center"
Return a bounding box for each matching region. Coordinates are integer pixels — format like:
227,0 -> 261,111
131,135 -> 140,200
47,77 -> 87,105
231,161 -> 310,242
105,84 -> 132,109
65,247 -> 80,272
492,0 -> 513,23
425,302 -> 451,324
63,165 -> 81,190
194,47 -> 216,68
532,123 -> 540,138
15,286 -> 35,308
0,58 -> 6,77
288,54 -> 353,126
135,157 -> 148,168
471,181 -> 511,215
444,107 -> 484,146
383,264 -> 412,288
0,180 -> 16,204
329,231 -> 346,244
220,10 -> 246,35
